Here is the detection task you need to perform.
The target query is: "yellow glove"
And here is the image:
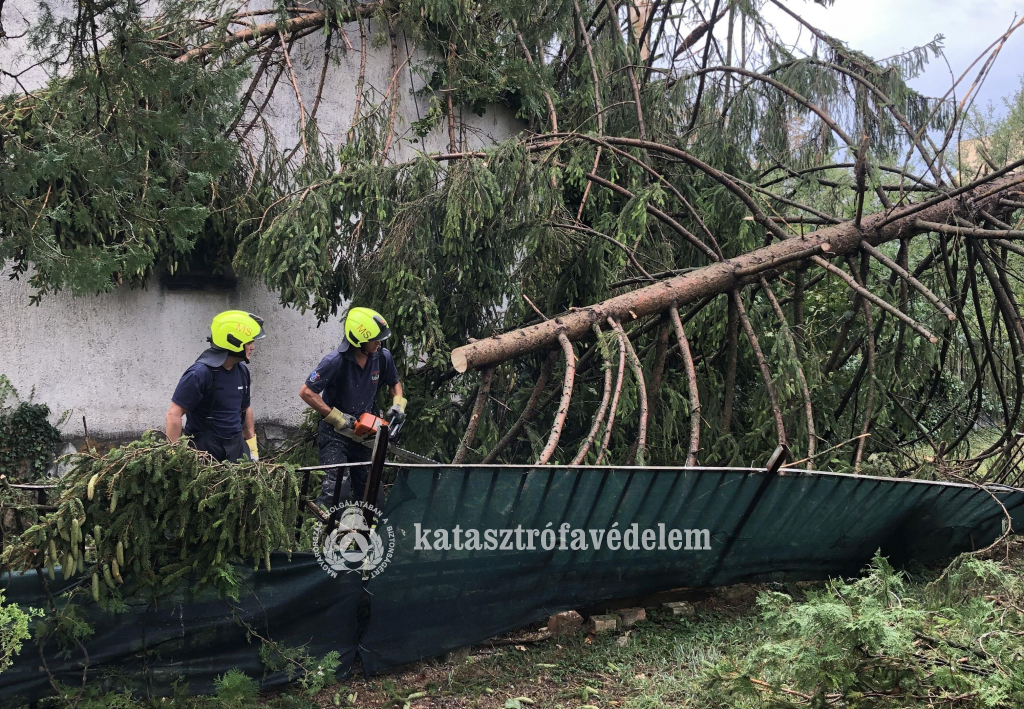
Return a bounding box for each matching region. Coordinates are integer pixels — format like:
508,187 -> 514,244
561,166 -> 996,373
324,407 -> 355,434
245,436 -> 259,462
388,395 -> 407,425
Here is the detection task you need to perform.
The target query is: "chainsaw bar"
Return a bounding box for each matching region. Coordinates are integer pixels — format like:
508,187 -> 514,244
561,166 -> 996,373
334,414 -> 437,464
355,436 -> 438,465
388,444 -> 438,465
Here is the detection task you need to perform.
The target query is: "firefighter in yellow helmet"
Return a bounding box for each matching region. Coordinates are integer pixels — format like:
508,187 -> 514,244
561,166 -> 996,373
165,311 -> 265,462
299,307 -> 405,508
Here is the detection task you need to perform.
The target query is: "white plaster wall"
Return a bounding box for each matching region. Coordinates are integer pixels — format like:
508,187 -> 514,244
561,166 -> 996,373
0,269 -> 353,436
0,1 -> 521,160
0,1 -> 523,437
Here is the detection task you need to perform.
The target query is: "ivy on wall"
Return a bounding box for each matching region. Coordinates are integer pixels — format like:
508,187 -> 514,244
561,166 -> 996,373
0,375 -> 63,480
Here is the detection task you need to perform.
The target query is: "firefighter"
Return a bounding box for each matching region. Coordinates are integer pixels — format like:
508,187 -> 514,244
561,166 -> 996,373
299,307 -> 405,508
165,310 -> 265,462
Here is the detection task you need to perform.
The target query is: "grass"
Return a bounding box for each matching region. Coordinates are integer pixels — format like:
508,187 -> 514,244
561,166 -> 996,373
324,596 -> 767,709
304,541 -> 1024,709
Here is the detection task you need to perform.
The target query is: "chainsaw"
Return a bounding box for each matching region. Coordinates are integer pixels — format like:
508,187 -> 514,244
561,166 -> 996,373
343,411 -> 437,464
351,411 -> 404,440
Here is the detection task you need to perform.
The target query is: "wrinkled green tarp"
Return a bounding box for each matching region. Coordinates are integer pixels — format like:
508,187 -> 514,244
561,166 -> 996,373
359,467 -> 1024,671
0,554 -> 361,705
1,466 -> 1021,701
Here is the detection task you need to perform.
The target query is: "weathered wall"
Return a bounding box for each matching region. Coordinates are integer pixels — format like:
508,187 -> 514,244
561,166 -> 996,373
0,1 -> 522,438
0,269 -> 347,438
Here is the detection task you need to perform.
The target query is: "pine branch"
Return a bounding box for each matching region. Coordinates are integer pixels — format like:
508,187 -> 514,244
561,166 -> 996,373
175,5 -> 383,64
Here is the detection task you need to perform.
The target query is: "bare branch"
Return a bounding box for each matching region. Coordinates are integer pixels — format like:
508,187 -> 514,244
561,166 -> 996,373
572,326 -> 613,465
536,333 -> 577,465
668,304 -> 701,466
574,0 -> 604,220
483,351 -> 558,463
452,367 -> 495,464
595,322 -> 627,465
759,279 -> 815,468
609,317 -> 648,465
175,6 -> 382,64
722,297 -> 738,435
860,241 -> 956,320
810,255 -> 938,343
513,21 -> 558,132
348,20 -> 367,143
915,219 -> 1024,239
732,289 -> 787,447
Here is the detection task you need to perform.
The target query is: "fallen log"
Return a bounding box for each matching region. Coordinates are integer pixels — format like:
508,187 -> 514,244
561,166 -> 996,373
451,172 -> 1023,373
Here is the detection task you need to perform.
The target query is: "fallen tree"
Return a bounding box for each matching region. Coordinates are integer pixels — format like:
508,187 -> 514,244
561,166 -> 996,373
6,1 -> 1024,475
452,169 -> 1024,372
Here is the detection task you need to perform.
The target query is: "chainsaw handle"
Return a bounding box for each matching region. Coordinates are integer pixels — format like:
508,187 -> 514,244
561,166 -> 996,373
387,412 -> 405,441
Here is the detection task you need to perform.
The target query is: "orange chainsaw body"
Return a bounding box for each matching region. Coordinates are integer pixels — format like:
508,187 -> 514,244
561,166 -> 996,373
353,412 -> 387,438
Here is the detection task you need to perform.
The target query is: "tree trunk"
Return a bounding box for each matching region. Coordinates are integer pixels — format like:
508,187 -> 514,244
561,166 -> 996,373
451,173 -> 1024,372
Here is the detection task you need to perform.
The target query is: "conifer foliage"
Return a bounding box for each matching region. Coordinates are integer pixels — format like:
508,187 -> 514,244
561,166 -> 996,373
1,434 -> 301,603
4,1 -> 1024,474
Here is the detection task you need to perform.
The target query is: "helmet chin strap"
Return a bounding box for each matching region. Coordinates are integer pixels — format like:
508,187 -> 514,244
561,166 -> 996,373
209,338 -> 250,364
223,351 -> 249,365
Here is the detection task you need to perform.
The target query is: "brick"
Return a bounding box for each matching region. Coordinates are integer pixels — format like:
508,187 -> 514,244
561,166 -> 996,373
663,601 -> 695,618
547,610 -> 584,635
588,614 -> 619,633
616,607 -> 646,628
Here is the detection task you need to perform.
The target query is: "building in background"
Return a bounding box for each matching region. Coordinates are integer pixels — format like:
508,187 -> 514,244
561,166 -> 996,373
0,0 -> 521,442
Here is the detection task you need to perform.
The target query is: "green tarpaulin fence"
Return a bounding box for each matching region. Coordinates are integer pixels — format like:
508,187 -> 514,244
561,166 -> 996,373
1,466 -> 1021,703
0,555 -> 362,704
359,466 -> 1024,671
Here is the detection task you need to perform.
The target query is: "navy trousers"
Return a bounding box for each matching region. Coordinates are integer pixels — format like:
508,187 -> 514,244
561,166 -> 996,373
188,429 -> 250,463
316,421 -> 384,510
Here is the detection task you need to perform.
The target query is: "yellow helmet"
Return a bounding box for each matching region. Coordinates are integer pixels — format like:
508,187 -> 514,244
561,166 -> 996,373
344,307 -> 391,348
209,310 -> 266,353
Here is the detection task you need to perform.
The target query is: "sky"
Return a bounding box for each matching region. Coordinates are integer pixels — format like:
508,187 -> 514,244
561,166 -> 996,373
763,0 -> 1024,116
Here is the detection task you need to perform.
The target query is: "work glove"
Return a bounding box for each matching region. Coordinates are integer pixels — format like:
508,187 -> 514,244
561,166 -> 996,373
245,436 -> 259,462
387,395 -> 408,425
324,407 -> 356,435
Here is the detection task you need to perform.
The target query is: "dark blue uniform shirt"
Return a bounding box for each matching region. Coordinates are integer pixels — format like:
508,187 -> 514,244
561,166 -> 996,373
172,359 -> 251,439
305,341 -> 400,416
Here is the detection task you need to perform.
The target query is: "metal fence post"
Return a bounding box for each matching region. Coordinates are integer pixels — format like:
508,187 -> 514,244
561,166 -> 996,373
295,469 -> 312,544
362,422 -> 389,527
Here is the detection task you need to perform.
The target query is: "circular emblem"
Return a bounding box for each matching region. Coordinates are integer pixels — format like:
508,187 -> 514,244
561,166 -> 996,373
313,502 -> 394,578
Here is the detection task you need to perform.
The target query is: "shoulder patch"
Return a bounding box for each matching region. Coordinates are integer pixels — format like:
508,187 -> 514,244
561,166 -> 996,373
309,370 -> 321,384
